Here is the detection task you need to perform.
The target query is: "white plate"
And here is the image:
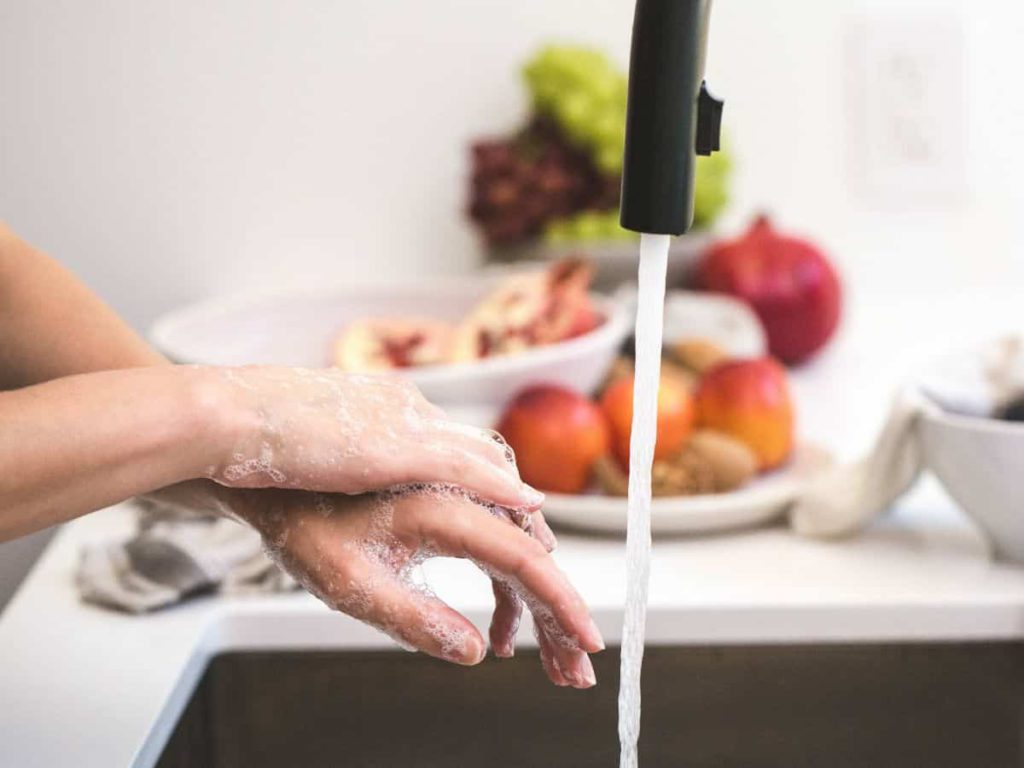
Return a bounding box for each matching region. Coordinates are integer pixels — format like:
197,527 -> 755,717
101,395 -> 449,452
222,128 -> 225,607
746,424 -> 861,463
542,442 -> 832,535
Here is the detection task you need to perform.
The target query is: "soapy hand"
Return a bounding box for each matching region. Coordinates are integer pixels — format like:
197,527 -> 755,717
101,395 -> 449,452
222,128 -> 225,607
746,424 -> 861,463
207,367 -> 543,511
231,484 -> 603,688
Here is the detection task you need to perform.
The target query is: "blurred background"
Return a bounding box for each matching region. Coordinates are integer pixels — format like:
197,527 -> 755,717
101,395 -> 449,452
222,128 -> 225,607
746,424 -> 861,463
1,0 -> 1023,605
1,0 -> 1022,328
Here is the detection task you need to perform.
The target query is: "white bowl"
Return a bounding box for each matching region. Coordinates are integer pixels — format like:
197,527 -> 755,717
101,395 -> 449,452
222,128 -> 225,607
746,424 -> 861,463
150,279 -> 630,425
921,407 -> 1024,562
916,337 -> 1024,562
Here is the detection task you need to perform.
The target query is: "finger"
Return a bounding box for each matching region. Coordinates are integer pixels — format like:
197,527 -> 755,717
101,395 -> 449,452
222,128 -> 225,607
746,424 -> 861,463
424,503 -> 603,653
427,421 -> 519,474
531,509 -> 558,552
421,401 -> 448,420
323,558 -> 486,666
506,506 -> 556,554
536,619 -> 596,689
410,447 -> 542,510
535,622 -> 571,687
489,578 -> 523,658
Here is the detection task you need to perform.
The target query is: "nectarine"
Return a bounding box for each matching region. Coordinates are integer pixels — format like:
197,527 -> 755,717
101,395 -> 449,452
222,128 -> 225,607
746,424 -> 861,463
496,385 -> 609,494
695,358 -> 794,471
600,374 -> 695,470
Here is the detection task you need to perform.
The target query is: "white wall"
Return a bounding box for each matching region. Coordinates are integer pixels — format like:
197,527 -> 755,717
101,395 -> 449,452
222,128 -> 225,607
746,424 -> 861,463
1,0 -> 1021,334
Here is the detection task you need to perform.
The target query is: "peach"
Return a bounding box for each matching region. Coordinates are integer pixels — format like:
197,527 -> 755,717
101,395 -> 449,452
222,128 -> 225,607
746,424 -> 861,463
695,358 -> 794,471
600,373 -> 695,471
496,385 -> 610,494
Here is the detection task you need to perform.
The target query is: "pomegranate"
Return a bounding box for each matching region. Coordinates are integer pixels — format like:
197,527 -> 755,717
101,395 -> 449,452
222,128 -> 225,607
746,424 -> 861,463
697,216 -> 841,365
451,257 -> 600,362
333,318 -> 455,372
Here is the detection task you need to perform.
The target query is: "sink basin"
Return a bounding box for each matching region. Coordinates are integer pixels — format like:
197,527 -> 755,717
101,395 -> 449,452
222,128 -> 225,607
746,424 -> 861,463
158,643 -> 1024,767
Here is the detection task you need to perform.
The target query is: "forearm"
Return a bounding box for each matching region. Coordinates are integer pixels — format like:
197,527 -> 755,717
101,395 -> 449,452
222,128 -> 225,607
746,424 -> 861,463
0,366 -> 247,541
0,222 -> 163,389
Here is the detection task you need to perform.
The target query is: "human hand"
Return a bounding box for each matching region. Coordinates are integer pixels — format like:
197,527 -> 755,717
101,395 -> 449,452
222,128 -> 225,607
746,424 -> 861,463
204,367 -> 543,510
230,484 -> 603,688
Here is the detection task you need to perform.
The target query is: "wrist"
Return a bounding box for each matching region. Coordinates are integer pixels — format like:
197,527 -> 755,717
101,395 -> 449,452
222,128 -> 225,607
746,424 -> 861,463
178,365 -> 260,480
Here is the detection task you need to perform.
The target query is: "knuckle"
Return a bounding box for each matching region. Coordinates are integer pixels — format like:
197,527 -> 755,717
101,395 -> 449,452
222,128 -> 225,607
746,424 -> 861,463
447,450 -> 473,477
514,539 -> 551,579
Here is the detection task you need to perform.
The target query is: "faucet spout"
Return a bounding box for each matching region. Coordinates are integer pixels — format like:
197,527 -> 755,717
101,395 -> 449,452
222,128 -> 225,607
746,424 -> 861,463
619,0 -> 723,236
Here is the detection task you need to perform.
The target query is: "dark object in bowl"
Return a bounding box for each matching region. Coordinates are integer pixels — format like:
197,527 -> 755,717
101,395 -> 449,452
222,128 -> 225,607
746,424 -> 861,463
996,394 -> 1024,423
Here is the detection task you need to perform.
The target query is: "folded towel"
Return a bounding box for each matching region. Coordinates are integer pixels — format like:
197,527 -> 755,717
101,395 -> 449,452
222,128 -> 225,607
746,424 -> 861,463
790,336 -> 1024,539
788,389 -> 928,538
76,501 -> 294,614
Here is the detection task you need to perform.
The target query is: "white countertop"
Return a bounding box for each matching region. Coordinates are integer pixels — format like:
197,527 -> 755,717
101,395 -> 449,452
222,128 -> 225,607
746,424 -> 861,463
7,481 -> 1024,768
4,279 -> 1024,767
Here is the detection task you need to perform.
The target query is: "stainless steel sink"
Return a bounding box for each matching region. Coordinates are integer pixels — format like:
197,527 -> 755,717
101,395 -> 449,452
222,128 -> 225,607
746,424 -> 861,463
157,643 -> 1024,767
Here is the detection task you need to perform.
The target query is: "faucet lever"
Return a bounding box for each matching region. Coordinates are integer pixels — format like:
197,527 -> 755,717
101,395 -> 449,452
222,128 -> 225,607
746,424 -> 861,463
695,81 -> 724,156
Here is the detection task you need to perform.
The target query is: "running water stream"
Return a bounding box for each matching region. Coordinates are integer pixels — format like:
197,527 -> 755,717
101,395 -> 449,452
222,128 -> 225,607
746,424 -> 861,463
617,232 -> 671,768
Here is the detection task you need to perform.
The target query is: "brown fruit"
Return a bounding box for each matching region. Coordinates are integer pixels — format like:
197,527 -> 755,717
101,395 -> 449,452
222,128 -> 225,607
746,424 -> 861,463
652,449 -> 716,496
592,450 -> 717,498
671,338 -> 729,375
687,430 -> 758,492
592,455 -> 629,497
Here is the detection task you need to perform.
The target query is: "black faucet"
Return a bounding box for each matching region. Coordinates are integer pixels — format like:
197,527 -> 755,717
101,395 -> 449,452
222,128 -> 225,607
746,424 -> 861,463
620,0 -> 724,236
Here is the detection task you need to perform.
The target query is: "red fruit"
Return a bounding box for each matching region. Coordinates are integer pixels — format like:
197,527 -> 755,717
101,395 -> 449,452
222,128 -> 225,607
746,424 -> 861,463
333,318 -> 455,372
697,216 -> 841,365
695,358 -> 794,471
600,374 -> 695,470
452,257 -> 599,362
496,385 -> 610,494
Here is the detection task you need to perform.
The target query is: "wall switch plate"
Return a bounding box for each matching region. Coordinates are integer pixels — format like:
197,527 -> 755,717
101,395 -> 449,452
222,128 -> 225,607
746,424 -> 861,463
846,13 -> 966,207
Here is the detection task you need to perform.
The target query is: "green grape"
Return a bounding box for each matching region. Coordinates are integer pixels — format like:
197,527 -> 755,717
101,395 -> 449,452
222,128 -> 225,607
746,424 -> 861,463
692,147 -> 732,230
543,209 -> 638,243
522,43 -> 734,231
523,45 -> 629,175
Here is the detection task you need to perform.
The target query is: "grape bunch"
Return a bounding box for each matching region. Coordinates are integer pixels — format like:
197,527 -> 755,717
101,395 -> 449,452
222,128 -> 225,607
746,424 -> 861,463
468,44 -> 732,248
523,46 -> 629,176
468,120 -> 616,247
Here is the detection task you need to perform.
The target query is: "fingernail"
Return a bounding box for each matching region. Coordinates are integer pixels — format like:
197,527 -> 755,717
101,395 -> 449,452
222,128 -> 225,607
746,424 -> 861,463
536,521 -> 558,552
580,655 -> 597,687
493,639 -> 514,659
585,617 -> 605,652
521,484 -> 545,508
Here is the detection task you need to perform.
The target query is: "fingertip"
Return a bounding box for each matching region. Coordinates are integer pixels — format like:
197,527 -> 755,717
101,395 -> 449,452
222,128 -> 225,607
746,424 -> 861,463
463,634 -> 487,665
579,654 -> 597,688
581,616 -> 605,653
520,484 -> 546,509
532,513 -> 558,552
493,644 -> 514,659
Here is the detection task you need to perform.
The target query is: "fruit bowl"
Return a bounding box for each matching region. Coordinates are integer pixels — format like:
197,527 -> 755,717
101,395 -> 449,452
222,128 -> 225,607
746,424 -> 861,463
150,277 -> 630,425
542,442 -> 832,535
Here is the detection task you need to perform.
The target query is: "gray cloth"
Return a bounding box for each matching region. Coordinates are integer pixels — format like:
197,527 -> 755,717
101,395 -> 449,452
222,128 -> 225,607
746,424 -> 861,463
76,501 -> 295,613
